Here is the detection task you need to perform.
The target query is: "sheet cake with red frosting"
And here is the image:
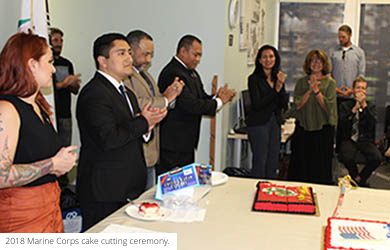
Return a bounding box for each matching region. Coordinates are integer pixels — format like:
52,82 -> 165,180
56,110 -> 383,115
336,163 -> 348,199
252,181 -> 316,214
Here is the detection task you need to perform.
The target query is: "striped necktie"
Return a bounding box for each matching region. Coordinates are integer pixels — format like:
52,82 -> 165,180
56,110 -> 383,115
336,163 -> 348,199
351,112 -> 359,142
140,71 -> 155,96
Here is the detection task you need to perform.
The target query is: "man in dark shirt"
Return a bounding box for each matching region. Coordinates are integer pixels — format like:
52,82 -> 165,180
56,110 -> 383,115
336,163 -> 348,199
50,28 -> 81,185
50,28 -> 81,147
338,77 -> 382,187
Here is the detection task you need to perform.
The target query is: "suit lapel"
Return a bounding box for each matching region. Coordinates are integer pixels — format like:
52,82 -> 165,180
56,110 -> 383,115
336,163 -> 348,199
189,70 -> 202,97
172,58 -> 202,98
96,72 -> 134,117
143,71 -> 158,96
132,71 -> 154,96
125,86 -> 141,114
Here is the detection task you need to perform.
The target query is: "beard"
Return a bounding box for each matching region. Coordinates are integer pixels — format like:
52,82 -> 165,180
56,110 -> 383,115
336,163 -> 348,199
52,47 -> 61,57
340,40 -> 350,47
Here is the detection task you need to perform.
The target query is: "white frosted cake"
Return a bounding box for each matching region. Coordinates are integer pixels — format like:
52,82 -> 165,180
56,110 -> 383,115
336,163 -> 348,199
325,217 -> 390,250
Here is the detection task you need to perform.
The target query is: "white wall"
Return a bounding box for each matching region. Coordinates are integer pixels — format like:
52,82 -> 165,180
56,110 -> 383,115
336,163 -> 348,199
221,0 -> 279,168
0,1 -> 20,48
48,0 -> 227,168
0,0 -> 278,171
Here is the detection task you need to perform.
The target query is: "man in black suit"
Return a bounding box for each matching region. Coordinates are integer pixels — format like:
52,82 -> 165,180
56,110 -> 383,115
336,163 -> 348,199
338,76 -> 382,187
76,33 -> 166,231
157,34 -> 236,176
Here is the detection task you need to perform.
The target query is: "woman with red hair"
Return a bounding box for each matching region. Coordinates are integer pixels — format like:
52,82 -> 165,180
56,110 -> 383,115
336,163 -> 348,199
0,33 -> 78,232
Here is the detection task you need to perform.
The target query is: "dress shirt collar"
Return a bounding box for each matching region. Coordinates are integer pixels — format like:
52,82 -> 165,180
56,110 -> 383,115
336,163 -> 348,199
342,46 -> 352,51
174,55 -> 189,69
98,70 -> 125,92
337,43 -> 356,51
132,66 -> 140,74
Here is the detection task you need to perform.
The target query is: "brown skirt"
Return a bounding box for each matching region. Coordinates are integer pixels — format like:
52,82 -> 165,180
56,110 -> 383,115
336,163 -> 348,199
0,181 -> 63,233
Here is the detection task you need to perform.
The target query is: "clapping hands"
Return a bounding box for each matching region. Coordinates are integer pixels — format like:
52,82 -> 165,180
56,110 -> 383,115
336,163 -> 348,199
308,74 -> 321,93
51,145 -> 78,177
352,88 -> 367,113
217,83 -> 237,104
140,101 -> 167,131
275,71 -> 285,92
163,77 -> 185,103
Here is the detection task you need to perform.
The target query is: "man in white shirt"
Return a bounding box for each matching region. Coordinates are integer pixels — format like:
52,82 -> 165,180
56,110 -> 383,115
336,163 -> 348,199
76,33 -> 166,231
157,34 -> 236,176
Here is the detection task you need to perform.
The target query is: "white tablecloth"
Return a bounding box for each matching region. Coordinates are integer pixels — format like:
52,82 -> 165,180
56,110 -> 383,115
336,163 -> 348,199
86,177 -> 390,250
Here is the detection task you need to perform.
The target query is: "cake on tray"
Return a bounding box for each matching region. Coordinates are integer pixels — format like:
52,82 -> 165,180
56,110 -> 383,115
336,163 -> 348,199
324,217 -> 390,250
252,181 -> 316,214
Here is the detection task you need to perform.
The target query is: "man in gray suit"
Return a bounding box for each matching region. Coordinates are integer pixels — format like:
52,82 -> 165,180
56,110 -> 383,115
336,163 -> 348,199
124,30 -> 184,190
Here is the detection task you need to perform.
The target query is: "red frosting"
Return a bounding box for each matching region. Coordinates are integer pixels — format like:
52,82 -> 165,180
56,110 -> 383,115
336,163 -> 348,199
138,202 -> 160,215
253,182 -> 316,214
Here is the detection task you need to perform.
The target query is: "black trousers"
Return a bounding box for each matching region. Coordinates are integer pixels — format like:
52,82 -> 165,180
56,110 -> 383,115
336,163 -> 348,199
338,139 -> 383,185
288,123 -> 334,185
80,200 -> 126,231
156,149 -> 194,177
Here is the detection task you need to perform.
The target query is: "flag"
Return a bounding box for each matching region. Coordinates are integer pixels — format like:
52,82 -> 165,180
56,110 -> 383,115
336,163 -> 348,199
17,0 -> 56,124
18,0 -> 49,38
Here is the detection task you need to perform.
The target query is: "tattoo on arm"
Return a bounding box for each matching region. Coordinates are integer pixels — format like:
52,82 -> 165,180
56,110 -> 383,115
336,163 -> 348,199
0,136 -> 53,188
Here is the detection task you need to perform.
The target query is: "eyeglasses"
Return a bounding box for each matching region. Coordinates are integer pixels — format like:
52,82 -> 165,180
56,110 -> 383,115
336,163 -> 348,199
311,59 -> 323,64
342,50 -> 346,60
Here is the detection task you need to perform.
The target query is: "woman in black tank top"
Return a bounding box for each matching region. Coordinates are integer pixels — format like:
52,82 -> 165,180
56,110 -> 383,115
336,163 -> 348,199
0,33 -> 78,232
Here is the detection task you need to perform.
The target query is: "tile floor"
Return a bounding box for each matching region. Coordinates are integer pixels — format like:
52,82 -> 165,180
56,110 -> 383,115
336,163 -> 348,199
333,159 -> 390,190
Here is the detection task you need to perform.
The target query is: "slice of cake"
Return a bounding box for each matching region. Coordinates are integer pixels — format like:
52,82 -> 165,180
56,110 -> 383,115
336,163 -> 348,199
138,202 -> 161,218
325,217 -> 390,250
252,181 -> 316,214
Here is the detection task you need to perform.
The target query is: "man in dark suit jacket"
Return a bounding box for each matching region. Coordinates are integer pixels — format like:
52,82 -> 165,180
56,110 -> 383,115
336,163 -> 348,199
157,34 -> 236,176
76,33 -> 166,231
338,76 -> 382,187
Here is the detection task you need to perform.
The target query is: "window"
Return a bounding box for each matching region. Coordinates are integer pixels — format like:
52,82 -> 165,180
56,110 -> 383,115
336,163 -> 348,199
359,3 -> 390,134
278,2 -> 344,92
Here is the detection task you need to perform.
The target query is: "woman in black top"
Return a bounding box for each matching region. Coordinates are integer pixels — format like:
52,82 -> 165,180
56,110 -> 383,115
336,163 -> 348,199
0,33 -> 78,232
247,45 -> 288,179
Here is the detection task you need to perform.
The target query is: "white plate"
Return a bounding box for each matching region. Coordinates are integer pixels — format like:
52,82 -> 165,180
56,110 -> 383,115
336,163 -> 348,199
211,171 -> 229,186
125,203 -> 169,221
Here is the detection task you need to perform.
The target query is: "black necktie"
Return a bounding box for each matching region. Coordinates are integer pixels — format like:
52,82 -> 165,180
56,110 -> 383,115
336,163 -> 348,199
119,85 -> 127,100
140,71 -> 155,96
189,69 -> 202,97
119,85 -> 134,116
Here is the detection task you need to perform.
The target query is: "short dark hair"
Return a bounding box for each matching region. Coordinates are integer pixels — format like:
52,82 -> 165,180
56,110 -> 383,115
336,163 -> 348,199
126,30 -> 153,49
49,27 -> 63,45
352,76 -> 367,88
50,27 -> 64,37
93,33 -> 128,69
339,25 -> 352,35
176,34 -> 201,54
253,45 -> 281,83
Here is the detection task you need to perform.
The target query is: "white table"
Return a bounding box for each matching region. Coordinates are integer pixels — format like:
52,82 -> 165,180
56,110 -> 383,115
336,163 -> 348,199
86,177 -> 390,250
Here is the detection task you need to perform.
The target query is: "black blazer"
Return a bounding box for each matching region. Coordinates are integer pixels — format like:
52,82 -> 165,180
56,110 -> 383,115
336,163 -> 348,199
339,99 -> 376,142
76,72 -> 149,202
158,57 -> 217,153
246,73 -> 288,126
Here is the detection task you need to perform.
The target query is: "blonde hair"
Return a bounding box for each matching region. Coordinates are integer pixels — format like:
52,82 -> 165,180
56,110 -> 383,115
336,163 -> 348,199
339,25 -> 352,35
